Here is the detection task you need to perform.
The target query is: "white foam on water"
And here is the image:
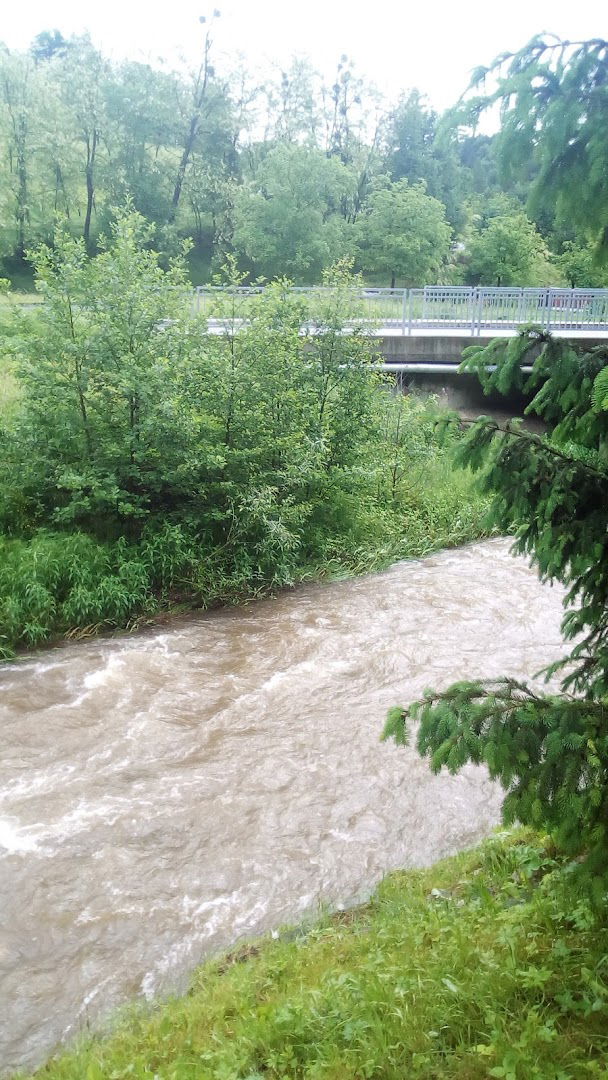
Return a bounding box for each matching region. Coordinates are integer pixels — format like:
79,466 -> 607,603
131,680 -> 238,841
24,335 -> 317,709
0,763 -> 77,806
140,972 -> 157,1000
0,818 -> 39,853
83,654 -> 127,690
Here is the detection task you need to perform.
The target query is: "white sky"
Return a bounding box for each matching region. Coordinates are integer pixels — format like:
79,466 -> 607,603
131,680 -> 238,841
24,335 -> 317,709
2,0 -> 606,110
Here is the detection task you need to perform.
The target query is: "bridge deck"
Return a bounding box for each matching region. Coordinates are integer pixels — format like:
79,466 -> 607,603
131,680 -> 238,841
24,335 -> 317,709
197,285 -> 608,337
370,327 -> 608,339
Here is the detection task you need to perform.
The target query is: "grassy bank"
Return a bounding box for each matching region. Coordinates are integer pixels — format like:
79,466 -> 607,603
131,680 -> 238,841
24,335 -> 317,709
0,456 -> 490,660
20,831 -> 608,1079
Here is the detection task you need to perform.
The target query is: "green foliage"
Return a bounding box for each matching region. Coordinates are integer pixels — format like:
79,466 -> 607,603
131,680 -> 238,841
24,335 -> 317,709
0,207 -> 192,534
356,179 -> 452,287
386,89 -> 469,230
230,145 -> 356,281
386,328 -> 608,888
385,680 -> 608,887
4,29 -> 606,282
463,35 -> 608,250
3,30 -> 596,281
0,216 -> 488,654
15,833 -> 608,1078
0,356 -> 22,426
0,524 -> 197,658
465,210 -> 548,286
555,241 -> 608,289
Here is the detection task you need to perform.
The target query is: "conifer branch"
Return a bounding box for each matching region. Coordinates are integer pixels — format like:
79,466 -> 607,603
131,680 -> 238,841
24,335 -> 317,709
455,417 -> 608,482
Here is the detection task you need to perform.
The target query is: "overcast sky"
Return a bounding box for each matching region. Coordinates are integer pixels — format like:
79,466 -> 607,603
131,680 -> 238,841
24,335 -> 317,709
2,0 -> 606,110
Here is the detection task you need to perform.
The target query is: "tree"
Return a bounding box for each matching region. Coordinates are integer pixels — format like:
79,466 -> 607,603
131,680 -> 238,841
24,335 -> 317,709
0,48 -> 38,259
384,328 -> 608,892
322,55 -> 369,165
169,12 -> 236,224
465,209 -> 548,286
457,133 -> 499,197
105,60 -> 179,224
262,58 -> 320,145
555,241 -> 608,289
356,180 -> 451,288
0,209 -> 193,536
58,36 -> 111,248
462,35 -> 608,251
386,91 -> 468,229
383,35 -> 608,892
30,30 -> 69,64
231,144 -> 356,281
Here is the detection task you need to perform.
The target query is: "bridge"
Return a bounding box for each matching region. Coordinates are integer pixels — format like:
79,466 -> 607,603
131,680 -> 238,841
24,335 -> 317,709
196,285 -> 608,375
195,285 -> 608,340
195,285 -> 608,411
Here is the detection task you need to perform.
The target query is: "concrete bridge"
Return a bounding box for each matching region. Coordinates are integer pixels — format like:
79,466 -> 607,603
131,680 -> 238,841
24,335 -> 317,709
196,284 -> 608,372
196,285 -> 608,416
374,326 -> 608,374
371,327 -> 608,416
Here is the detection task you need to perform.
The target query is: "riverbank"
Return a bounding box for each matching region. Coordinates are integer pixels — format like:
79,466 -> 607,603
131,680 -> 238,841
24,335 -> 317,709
1,242 -> 495,663
17,830 -> 608,1079
0,455 -> 490,661
2,539 -> 562,1073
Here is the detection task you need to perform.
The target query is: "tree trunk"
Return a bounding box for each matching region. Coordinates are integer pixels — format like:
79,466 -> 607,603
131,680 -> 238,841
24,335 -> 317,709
391,272 -> 396,290
170,118 -> 198,219
170,25 -> 213,221
15,136 -> 28,260
83,129 -> 98,248
54,164 -> 71,217
3,74 -> 30,260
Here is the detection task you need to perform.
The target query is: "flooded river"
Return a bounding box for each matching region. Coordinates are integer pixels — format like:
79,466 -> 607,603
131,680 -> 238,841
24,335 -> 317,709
0,539 -> 566,1074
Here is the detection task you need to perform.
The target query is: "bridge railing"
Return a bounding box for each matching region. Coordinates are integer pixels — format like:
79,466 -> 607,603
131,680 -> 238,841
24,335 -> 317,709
194,285 -> 608,334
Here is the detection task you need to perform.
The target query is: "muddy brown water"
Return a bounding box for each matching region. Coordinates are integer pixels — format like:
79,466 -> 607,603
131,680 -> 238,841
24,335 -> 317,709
0,539 -> 567,1074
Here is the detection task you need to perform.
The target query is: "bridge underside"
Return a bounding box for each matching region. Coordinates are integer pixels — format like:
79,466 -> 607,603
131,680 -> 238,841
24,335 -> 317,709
373,332 -> 596,419
375,330 -> 608,369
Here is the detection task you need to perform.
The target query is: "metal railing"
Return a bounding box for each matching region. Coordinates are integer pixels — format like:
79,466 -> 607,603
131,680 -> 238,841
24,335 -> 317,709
194,285 -> 608,335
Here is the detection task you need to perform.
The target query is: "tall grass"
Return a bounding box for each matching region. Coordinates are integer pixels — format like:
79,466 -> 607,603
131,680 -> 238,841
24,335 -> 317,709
0,440 -> 489,658
0,526 -> 198,658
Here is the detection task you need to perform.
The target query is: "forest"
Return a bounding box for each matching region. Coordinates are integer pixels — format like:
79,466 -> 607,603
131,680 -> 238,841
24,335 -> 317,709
2,25 -> 607,291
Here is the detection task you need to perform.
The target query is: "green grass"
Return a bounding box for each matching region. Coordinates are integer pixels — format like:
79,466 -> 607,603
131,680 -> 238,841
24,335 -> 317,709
0,460 -> 490,659
0,292 -> 42,305
19,831 -> 608,1079
0,358 -> 22,422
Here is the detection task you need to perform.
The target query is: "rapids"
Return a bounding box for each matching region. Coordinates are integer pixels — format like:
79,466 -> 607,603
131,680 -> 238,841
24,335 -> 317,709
0,539 -> 566,1073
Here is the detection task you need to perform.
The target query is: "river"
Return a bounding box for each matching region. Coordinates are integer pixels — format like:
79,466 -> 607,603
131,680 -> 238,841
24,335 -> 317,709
0,539 -> 566,1074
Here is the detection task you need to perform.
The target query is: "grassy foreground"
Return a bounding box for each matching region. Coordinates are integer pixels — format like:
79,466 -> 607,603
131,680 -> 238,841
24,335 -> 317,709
23,832 -> 608,1079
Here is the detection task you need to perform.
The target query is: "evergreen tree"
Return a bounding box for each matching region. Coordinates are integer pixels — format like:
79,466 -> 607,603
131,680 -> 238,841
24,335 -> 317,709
386,91 -> 469,230
384,329 -> 608,894
461,35 -> 608,250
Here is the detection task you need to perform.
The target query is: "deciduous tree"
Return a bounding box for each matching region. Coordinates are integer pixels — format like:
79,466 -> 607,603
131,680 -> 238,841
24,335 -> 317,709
465,209 -> 547,286
356,180 -> 451,288
231,145 -> 356,281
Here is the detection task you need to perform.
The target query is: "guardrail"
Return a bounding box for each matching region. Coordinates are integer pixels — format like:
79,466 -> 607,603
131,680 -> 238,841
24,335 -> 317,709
194,285 -> 608,335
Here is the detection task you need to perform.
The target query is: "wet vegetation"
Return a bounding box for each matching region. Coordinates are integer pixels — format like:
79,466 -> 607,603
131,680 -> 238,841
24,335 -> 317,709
0,210 -> 488,658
